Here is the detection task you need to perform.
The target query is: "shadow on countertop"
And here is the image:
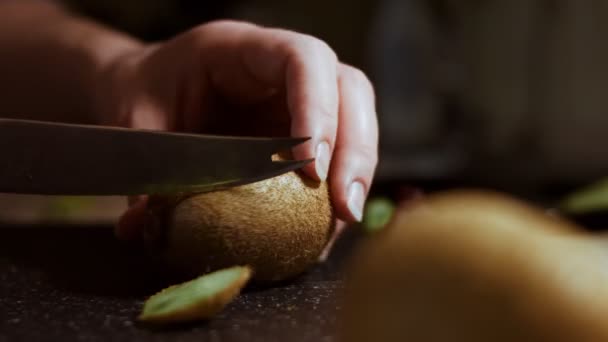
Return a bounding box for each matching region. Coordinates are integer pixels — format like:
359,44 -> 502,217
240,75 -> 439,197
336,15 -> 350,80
0,221 -> 362,342
0,224 -> 168,297
0,222 -> 360,296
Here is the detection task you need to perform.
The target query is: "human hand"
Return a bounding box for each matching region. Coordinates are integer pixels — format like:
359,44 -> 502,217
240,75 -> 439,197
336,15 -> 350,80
96,21 -> 378,244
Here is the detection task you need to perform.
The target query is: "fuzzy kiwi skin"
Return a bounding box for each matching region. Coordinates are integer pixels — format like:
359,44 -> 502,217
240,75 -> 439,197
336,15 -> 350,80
147,170 -> 335,283
341,190 -> 608,342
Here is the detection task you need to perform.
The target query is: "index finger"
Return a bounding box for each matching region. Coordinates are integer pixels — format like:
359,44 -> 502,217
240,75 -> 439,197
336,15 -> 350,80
239,27 -> 340,181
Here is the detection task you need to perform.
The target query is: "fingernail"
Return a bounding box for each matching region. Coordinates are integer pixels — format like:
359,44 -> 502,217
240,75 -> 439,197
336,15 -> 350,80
315,141 -> 330,181
347,181 -> 365,222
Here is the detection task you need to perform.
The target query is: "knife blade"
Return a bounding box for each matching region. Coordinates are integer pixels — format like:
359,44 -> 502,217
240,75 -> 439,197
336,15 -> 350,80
0,118 -> 312,195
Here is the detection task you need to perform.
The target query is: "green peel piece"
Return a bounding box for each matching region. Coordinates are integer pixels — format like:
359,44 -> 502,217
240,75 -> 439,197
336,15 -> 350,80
138,266 -> 252,324
561,178 -> 608,214
362,197 -> 395,233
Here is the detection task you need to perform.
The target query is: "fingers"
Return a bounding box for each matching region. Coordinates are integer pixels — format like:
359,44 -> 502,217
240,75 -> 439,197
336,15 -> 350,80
201,22 -> 377,221
282,34 -> 339,182
178,22 -> 340,181
330,64 -> 379,222
116,21 -> 377,238
238,26 -> 340,181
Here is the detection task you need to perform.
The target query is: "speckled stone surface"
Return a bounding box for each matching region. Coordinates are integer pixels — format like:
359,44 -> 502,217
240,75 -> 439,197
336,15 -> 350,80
0,224 -> 360,342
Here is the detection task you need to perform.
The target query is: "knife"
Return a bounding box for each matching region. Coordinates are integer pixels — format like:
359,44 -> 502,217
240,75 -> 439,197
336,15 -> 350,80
0,118 -> 312,195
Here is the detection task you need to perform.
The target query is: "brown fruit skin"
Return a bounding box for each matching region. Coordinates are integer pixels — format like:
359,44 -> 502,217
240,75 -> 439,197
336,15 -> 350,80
148,170 -> 335,283
340,190 -> 608,342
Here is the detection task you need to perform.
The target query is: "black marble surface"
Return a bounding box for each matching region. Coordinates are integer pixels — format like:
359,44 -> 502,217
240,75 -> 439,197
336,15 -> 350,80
0,224 -> 361,342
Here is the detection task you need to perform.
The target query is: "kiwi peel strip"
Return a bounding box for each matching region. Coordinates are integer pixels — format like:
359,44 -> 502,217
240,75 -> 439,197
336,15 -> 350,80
138,265 -> 252,324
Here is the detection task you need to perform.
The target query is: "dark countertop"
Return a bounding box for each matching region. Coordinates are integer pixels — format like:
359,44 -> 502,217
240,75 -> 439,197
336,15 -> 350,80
0,224 -> 361,342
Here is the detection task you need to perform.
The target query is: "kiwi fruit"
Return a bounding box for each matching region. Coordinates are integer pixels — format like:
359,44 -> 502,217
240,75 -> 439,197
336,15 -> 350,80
561,177 -> 608,214
341,190 -> 608,342
138,266 -> 251,324
361,197 -> 395,233
145,161 -> 335,283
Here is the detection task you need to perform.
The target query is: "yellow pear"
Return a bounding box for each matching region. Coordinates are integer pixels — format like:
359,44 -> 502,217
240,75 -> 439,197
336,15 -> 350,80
341,190 -> 608,342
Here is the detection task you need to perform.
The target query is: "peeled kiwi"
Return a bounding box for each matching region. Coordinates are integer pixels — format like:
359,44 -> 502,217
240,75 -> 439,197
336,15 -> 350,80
341,190 -> 608,342
146,162 -> 335,283
138,266 -> 251,324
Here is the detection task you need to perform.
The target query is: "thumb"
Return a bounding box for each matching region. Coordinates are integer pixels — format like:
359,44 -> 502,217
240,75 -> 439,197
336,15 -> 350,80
317,219 -> 347,262
115,195 -> 151,241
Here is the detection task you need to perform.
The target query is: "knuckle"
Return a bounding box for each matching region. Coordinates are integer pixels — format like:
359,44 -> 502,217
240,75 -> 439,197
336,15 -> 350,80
274,31 -> 337,62
341,65 -> 374,93
318,96 -> 340,124
357,145 -> 379,170
304,36 -> 337,61
290,96 -> 337,138
199,19 -> 254,31
188,20 -> 256,42
336,143 -> 378,172
291,95 -> 338,139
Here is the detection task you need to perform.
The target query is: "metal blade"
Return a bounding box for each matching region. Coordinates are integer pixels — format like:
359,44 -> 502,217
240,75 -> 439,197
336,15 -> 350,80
0,119 -> 311,195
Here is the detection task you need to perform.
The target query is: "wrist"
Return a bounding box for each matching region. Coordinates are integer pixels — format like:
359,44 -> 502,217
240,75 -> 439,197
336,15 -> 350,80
34,8 -> 146,125
0,2 -> 146,124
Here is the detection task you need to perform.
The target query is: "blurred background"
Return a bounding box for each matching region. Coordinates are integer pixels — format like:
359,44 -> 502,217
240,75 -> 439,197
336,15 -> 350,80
3,0 -> 608,223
